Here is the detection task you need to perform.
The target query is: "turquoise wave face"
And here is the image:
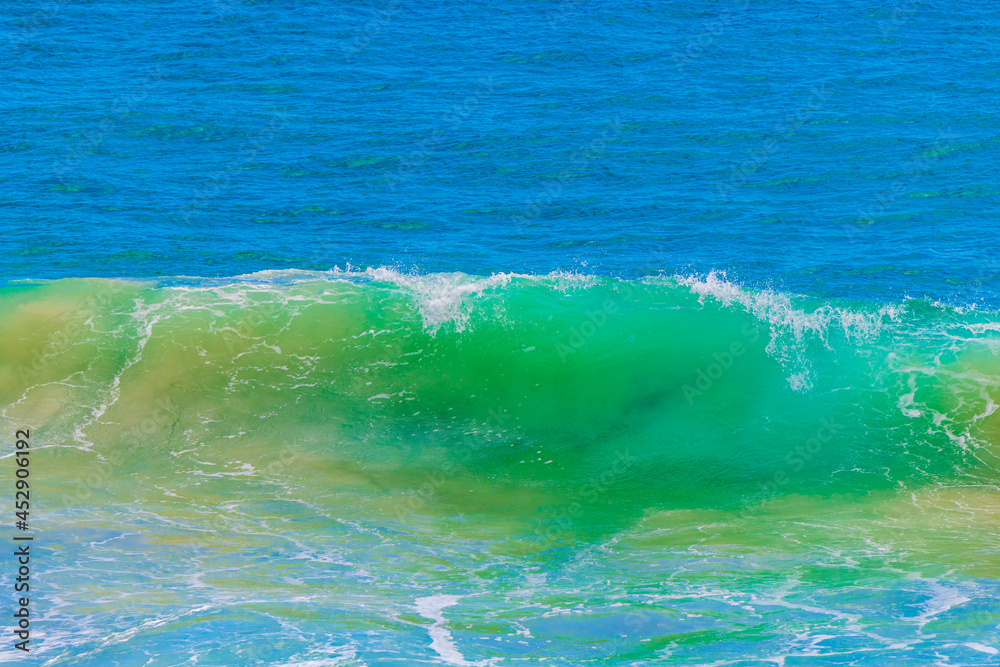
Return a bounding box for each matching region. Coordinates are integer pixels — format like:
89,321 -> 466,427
2,271 -> 1000,664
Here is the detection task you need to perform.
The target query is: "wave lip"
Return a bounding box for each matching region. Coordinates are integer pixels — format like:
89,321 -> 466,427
672,271 -> 906,390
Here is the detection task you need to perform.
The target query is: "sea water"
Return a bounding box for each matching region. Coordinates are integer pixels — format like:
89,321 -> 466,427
2,0 -> 1000,664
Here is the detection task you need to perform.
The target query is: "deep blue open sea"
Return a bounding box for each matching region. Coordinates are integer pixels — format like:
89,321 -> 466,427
3,1 -> 1000,665
3,0 -> 998,304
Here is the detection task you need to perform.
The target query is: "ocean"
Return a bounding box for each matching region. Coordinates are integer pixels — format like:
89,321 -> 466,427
2,0 -> 999,664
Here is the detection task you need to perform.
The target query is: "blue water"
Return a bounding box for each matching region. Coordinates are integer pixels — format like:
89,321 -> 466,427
4,0 -> 998,303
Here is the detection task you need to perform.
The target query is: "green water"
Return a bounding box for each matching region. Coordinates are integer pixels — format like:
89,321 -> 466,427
1,270 -> 999,664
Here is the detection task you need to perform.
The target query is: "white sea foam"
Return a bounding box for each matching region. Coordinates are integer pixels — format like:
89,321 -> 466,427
415,594 -> 495,666
221,266 -> 599,334
673,271 -> 901,391
279,643 -> 361,666
365,268 -> 515,334
966,643 -> 999,655
913,580 -> 971,629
